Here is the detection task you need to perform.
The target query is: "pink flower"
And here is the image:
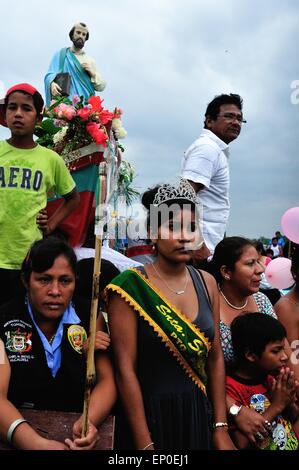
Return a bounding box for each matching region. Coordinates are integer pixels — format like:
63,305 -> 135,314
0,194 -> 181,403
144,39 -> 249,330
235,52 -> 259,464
72,95 -> 80,105
77,106 -> 92,121
56,103 -> 76,121
86,122 -> 108,147
54,119 -> 67,127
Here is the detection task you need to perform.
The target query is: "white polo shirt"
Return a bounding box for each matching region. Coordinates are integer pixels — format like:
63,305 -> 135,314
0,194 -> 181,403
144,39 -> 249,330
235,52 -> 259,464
181,129 -> 230,253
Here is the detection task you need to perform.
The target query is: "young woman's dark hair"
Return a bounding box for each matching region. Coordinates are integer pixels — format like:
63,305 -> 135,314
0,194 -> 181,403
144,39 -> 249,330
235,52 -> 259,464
204,93 -> 243,125
211,236 -> 255,284
21,236 -> 77,284
231,312 -> 287,363
141,184 -> 197,234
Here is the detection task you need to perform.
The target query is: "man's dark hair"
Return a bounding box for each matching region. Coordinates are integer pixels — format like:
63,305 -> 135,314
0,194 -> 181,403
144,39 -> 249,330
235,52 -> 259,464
231,312 -> 286,363
204,93 -> 243,127
21,236 -> 77,284
5,90 -> 44,116
69,22 -> 89,41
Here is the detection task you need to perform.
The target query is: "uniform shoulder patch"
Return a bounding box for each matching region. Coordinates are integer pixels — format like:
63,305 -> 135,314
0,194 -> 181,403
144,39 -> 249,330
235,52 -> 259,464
67,325 -> 87,354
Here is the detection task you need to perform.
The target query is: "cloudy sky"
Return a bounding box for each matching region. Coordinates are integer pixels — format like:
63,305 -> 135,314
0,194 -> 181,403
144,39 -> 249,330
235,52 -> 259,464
1,0 -> 298,239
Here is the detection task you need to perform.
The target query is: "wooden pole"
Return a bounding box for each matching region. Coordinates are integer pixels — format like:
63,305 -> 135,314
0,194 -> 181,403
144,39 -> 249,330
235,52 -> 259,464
81,162 -> 107,437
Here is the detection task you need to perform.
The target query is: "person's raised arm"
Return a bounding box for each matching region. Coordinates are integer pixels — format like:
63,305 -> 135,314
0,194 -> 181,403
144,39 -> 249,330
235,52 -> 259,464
46,188 -> 80,235
108,294 -> 154,450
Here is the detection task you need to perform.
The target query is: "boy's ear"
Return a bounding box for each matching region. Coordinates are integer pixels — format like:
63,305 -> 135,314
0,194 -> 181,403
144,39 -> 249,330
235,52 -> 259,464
36,113 -> 43,125
244,348 -> 258,363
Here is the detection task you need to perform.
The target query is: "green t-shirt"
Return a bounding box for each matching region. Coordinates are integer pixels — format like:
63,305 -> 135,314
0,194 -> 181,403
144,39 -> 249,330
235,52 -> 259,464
0,141 -> 76,269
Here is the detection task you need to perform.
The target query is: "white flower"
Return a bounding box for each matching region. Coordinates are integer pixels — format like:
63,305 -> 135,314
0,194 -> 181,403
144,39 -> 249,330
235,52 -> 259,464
114,127 -> 127,139
112,118 -> 127,139
112,118 -> 122,130
53,126 -> 68,144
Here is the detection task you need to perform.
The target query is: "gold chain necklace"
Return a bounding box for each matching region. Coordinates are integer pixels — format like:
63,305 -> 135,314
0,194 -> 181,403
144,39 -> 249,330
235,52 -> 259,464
152,264 -> 189,295
219,289 -> 248,310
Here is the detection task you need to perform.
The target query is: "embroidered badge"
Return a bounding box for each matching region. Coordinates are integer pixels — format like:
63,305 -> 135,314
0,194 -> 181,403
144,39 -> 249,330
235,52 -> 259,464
5,329 -> 32,354
67,325 -> 87,354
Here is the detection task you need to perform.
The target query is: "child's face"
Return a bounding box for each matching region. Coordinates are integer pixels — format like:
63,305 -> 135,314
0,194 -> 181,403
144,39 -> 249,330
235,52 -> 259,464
5,92 -> 39,137
256,339 -> 288,375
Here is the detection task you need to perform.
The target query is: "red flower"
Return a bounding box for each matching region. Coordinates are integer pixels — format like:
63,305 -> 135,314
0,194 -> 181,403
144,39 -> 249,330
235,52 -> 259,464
86,122 -> 108,147
77,106 -> 91,121
88,96 -> 104,113
99,109 -> 114,125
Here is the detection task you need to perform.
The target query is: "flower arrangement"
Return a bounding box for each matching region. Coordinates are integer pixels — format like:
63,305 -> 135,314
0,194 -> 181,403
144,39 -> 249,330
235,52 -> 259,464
112,108 -> 127,140
35,95 -> 127,159
117,160 -> 139,205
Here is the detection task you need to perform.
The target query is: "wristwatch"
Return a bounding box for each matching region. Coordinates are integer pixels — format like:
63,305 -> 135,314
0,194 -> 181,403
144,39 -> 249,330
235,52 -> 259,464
228,404 -> 243,417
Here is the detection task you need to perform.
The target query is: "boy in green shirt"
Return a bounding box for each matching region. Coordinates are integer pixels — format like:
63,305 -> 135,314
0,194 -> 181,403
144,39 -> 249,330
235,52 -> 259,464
0,83 -> 80,305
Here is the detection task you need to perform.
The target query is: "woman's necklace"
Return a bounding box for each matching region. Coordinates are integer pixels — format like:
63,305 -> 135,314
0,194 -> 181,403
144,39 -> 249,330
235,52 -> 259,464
152,264 -> 189,295
219,288 -> 248,310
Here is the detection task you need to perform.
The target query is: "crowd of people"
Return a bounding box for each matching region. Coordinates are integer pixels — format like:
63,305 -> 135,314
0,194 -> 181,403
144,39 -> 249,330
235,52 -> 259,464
1,29 -> 298,451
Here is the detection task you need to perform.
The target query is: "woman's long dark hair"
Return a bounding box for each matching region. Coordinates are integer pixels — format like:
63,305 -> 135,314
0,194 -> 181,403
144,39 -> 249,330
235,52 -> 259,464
211,236 -> 254,284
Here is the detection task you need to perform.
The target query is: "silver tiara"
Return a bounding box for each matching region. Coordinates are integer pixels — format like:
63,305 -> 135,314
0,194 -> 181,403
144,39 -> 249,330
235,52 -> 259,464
153,178 -> 197,207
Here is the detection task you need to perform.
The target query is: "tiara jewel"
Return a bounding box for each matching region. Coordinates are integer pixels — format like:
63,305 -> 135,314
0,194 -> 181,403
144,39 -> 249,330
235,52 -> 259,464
153,178 -> 197,207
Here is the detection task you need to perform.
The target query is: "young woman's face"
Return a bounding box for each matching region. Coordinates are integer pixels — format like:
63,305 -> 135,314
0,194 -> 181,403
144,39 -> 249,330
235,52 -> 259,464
228,245 -> 264,295
28,255 -> 76,320
155,207 -> 201,263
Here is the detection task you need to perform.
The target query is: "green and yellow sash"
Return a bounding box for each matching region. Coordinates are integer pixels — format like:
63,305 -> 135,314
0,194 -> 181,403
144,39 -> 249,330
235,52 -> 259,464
107,268 -> 211,395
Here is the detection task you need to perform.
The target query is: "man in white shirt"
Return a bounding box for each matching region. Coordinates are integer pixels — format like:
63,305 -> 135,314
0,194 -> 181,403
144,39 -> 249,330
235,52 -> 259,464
45,22 -> 106,104
181,93 -> 245,260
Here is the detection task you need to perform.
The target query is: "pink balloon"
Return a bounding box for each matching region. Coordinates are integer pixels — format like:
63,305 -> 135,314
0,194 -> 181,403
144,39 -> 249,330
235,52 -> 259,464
265,257 -> 294,289
281,207 -> 299,243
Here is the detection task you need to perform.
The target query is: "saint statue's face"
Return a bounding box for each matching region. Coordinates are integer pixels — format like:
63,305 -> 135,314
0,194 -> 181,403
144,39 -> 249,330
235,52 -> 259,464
72,25 -> 88,49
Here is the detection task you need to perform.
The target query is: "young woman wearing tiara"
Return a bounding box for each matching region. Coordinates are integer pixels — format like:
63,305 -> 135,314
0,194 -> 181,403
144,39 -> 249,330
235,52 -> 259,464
107,179 -> 235,450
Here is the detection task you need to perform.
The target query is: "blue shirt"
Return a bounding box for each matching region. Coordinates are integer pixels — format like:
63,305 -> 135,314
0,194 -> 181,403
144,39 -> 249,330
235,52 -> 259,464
27,300 -> 80,377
